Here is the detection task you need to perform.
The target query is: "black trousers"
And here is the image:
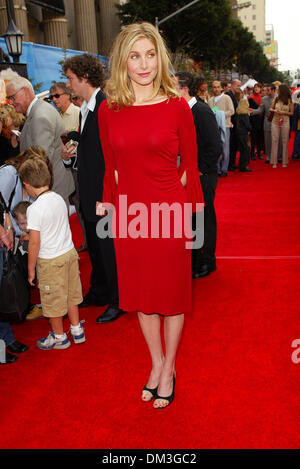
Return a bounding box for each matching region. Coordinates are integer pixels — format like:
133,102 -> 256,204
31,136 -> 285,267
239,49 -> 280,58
229,128 -> 238,168
84,218 -> 119,308
238,133 -> 251,170
192,173 -> 218,270
250,127 -> 263,158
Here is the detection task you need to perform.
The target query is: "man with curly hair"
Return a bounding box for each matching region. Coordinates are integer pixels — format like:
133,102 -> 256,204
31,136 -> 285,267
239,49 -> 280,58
62,54 -> 123,324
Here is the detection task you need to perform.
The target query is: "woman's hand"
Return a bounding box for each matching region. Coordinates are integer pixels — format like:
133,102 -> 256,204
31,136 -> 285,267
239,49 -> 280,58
96,201 -> 107,217
0,228 -> 13,250
180,170 -> 187,187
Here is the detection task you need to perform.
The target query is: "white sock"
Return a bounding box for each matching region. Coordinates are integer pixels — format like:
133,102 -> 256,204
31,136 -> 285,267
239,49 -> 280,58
70,323 -> 82,333
55,333 -> 66,340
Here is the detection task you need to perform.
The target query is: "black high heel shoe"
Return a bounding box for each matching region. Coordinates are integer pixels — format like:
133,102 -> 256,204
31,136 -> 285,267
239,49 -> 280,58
154,375 -> 176,409
142,385 -> 158,401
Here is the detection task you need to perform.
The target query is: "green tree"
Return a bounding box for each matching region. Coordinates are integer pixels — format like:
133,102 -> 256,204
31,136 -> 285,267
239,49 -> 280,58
117,0 -> 285,83
117,0 -> 232,63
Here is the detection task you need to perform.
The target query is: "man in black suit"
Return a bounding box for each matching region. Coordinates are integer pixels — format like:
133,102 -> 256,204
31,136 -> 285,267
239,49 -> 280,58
62,54 -> 123,323
175,72 -> 222,278
225,79 -> 241,171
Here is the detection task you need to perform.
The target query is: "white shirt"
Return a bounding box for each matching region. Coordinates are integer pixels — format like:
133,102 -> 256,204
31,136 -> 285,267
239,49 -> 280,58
26,96 -> 39,116
213,93 -> 224,104
80,87 -> 101,133
27,191 -> 74,259
188,97 -> 197,109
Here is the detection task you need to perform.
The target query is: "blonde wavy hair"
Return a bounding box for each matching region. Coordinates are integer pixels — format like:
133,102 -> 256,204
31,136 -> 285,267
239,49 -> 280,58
105,22 -> 179,109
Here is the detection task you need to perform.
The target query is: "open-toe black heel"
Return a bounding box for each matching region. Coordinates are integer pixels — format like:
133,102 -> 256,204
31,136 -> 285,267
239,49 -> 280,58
154,375 -> 175,409
142,385 -> 158,401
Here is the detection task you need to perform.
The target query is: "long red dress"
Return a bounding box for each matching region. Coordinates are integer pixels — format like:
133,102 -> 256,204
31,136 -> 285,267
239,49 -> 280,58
98,97 -> 203,316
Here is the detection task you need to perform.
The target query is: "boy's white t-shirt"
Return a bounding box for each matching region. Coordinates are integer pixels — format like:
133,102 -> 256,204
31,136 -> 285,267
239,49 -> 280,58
27,191 -> 74,259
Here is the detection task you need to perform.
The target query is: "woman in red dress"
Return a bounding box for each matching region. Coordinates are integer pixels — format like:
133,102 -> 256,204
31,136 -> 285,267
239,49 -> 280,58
97,22 -> 203,409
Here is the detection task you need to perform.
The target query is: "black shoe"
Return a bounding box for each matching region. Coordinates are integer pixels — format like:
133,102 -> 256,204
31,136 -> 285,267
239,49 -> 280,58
239,167 -> 252,172
142,385 -> 158,402
278,159 -> 282,163
193,263 -> 217,279
96,306 -> 126,323
79,293 -> 108,308
250,156 -> 256,161
0,352 -> 18,364
257,154 -> 263,160
154,375 -> 176,409
7,341 -> 29,354
265,159 -> 270,164
218,171 -> 227,177
228,166 -> 237,171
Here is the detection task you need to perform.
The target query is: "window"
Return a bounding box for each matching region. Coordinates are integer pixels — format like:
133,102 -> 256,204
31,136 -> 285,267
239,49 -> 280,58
252,4 -> 256,9
252,25 -> 256,31
252,15 -> 256,20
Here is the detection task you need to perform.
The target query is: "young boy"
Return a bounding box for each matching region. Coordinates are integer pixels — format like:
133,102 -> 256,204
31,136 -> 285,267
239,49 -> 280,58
18,155 -> 85,349
13,200 -> 44,321
13,201 -> 31,247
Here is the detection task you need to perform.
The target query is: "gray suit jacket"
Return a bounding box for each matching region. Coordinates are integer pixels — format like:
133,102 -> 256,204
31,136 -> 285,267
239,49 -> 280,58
20,99 -> 75,200
251,95 -> 273,131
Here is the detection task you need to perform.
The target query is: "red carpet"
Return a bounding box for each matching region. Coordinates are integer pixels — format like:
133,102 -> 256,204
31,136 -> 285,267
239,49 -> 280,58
1,145 -> 300,449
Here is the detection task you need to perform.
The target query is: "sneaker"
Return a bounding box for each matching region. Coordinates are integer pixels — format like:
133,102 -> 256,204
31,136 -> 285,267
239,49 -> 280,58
37,331 -> 71,350
70,321 -> 86,345
26,305 -> 43,321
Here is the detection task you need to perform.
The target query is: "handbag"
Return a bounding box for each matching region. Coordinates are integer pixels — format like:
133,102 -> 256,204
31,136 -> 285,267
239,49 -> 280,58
0,244 -> 30,323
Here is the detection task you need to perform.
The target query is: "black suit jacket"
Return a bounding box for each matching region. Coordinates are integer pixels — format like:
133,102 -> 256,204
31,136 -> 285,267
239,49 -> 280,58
77,90 -> 106,222
191,101 -> 222,174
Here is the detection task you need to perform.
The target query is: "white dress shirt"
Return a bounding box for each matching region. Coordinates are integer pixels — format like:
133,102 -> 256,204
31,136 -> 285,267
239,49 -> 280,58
26,96 -> 39,116
80,87 -> 101,133
188,96 -> 197,109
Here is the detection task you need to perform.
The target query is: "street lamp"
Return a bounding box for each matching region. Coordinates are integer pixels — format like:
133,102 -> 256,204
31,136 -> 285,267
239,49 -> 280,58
0,0 -> 27,76
155,0 -> 200,29
3,19 -> 23,63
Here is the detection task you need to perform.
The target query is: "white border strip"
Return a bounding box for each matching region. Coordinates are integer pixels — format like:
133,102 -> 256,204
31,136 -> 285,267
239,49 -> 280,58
217,256 -> 300,260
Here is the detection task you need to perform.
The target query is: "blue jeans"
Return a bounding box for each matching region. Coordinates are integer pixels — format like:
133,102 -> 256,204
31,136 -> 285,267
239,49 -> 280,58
0,247 -> 15,346
292,130 -> 300,158
218,128 -> 230,172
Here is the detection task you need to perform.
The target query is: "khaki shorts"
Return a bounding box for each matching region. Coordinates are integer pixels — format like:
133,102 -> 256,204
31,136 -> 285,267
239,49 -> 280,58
37,248 -> 83,318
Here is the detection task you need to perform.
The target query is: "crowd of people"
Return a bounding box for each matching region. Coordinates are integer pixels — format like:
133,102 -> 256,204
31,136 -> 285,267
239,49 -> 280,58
0,22 -> 299,410
193,76 -> 299,173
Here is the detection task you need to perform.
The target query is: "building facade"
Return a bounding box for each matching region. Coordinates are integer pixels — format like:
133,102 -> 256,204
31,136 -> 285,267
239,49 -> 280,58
0,0 -> 122,56
264,24 -> 278,68
237,0 -> 266,44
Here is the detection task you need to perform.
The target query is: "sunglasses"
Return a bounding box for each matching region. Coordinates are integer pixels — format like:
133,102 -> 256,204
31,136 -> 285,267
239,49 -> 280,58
49,93 -> 65,100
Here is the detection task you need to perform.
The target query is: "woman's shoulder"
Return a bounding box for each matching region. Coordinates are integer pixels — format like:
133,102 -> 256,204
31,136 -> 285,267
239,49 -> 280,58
168,96 -> 192,115
99,98 -> 109,113
169,95 -> 186,107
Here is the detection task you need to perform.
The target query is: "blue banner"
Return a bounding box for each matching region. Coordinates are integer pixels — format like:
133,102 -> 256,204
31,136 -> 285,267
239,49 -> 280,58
0,39 -> 107,92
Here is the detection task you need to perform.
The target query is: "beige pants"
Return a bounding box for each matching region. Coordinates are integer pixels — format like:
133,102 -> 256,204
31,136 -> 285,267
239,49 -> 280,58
37,248 -> 83,318
271,121 -> 290,165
